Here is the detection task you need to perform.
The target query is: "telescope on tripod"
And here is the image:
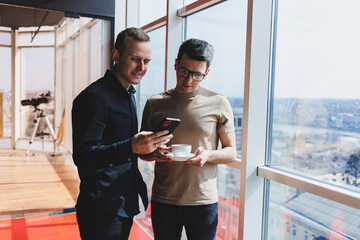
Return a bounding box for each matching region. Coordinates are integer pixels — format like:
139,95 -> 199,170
21,91 -> 58,156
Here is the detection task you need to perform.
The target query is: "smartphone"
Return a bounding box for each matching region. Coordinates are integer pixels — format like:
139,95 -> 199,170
155,117 -> 181,134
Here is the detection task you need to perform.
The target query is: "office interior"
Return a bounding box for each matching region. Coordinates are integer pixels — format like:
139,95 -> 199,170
0,0 -> 359,239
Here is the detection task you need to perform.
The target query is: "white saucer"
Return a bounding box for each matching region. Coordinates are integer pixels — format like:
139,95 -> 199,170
166,153 -> 195,161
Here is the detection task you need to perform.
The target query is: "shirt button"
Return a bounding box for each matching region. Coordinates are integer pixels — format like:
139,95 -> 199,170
127,158 -> 132,162
109,163 -> 113,167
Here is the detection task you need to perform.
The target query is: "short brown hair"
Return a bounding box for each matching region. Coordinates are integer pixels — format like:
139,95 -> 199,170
177,38 -> 214,69
114,27 -> 150,54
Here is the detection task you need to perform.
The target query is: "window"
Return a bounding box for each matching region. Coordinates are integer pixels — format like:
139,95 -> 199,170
114,0 -> 360,239
267,182 -> 360,239
89,20 -> 105,83
262,1 -> 360,238
303,230 -> 309,240
270,0 -> 360,190
185,1 -> 246,238
291,224 -> 296,238
18,31 -> 54,47
139,0 -> 167,26
134,27 -> 167,237
137,26 -> 166,123
60,43 -> 67,116
0,45 -> 11,140
285,222 -> 290,234
0,30 -> 11,45
20,47 -> 54,139
185,0 -> 247,155
73,36 -> 80,99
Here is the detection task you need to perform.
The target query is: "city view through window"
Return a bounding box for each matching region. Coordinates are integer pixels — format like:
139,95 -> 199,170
267,0 -> 360,239
138,0 -> 360,239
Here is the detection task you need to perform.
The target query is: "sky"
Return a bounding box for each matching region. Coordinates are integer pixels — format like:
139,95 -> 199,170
274,0 -> 360,99
185,0 -> 360,99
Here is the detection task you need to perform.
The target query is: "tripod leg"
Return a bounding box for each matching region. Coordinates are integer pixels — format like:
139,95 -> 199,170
26,117 -> 41,156
44,116 -> 57,140
44,116 -> 59,155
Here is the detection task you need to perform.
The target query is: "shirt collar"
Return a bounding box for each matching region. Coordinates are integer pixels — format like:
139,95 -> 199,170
128,85 -> 136,95
105,69 -> 136,95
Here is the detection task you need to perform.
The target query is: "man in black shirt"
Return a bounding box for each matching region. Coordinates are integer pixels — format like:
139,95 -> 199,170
72,27 -> 172,240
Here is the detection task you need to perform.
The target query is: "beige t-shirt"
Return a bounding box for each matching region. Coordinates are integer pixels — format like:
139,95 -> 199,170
141,87 -> 235,205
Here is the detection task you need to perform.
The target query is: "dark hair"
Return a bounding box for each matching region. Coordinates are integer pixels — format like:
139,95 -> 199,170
177,38 -> 214,69
114,27 -> 150,54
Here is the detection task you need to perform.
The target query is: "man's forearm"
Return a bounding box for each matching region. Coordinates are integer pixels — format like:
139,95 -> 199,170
206,146 -> 237,164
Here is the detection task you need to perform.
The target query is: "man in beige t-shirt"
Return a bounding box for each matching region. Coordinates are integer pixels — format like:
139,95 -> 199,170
140,38 -> 236,240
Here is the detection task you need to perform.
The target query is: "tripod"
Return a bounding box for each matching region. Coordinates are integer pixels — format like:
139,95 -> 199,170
26,106 -> 57,156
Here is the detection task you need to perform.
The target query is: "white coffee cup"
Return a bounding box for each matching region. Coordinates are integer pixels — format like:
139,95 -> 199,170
171,144 -> 191,157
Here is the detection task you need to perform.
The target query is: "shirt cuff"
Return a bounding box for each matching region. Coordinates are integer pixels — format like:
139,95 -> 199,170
115,138 -> 135,164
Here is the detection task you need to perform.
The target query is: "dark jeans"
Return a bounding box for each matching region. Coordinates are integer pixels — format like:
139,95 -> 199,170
76,207 -> 133,240
151,201 -> 218,240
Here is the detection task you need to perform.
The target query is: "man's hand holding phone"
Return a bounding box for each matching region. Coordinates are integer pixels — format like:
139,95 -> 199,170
132,130 -> 173,155
139,117 -> 180,162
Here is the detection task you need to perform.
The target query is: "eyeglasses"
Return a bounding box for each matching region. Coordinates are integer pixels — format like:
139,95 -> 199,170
177,67 -> 206,82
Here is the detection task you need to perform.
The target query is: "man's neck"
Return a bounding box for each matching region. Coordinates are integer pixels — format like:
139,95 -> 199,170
112,68 -> 131,90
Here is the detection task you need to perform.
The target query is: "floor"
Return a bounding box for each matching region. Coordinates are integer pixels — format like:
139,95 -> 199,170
0,213 -> 152,240
0,149 -> 79,220
0,149 -> 152,240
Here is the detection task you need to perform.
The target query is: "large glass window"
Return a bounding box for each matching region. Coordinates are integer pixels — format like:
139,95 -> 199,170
20,47 -> 54,139
266,0 -> 360,239
267,182 -> 360,240
0,30 -> 11,45
73,36 -> 80,99
137,26 -> 166,124
185,1 -> 247,239
185,0 -> 248,155
0,46 -> 11,141
60,44 -> 67,116
135,26 -> 166,237
89,20 -> 103,83
0,29 -> 11,144
18,32 -> 54,46
139,0 -> 167,26
270,0 -> 360,190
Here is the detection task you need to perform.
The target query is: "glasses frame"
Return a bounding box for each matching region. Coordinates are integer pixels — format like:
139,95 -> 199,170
177,66 -> 206,82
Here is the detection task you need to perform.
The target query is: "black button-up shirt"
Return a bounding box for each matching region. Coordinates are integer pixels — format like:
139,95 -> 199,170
72,70 -> 147,218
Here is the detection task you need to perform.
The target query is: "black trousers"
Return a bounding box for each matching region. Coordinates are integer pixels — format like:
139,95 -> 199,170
76,208 -> 133,240
151,201 -> 218,240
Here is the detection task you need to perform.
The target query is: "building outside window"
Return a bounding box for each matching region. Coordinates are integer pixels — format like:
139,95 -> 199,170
265,0 -> 360,239
116,0 -> 360,239
303,230 -> 309,240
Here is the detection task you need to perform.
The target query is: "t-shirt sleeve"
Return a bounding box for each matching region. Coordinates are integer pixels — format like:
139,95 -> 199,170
141,99 -> 154,131
217,96 -> 236,134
